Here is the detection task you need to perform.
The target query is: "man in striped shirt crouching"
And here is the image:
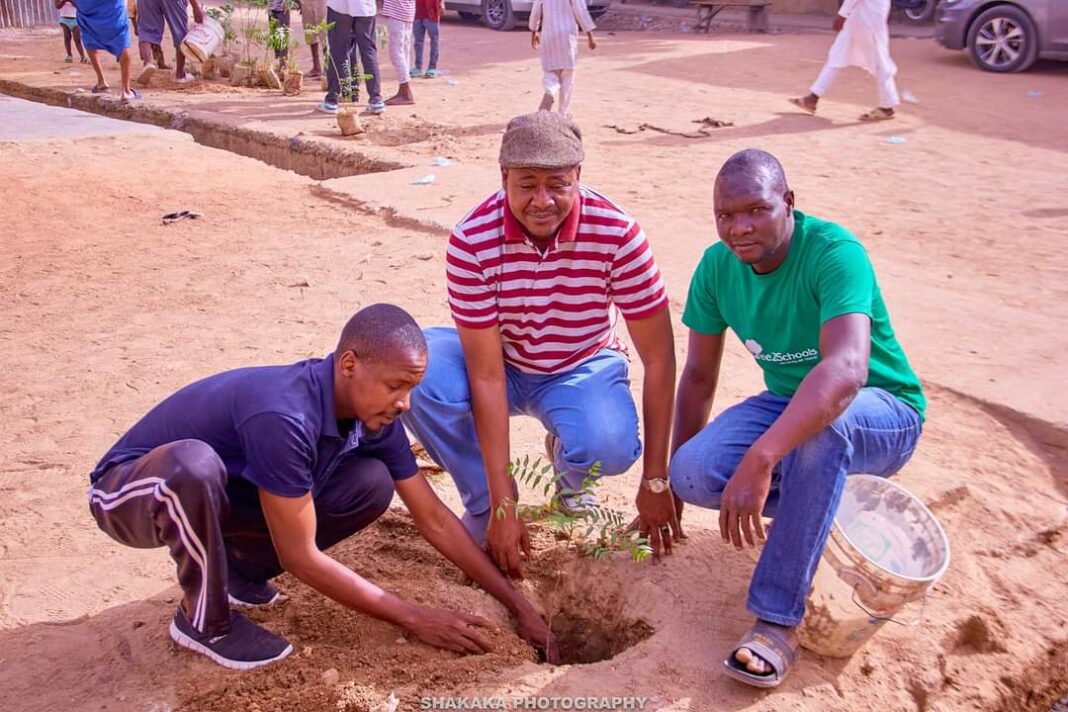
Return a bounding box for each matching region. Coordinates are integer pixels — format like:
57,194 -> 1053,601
403,112 -> 682,578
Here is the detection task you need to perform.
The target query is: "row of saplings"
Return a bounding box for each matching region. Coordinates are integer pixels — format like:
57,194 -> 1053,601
201,2 -> 369,134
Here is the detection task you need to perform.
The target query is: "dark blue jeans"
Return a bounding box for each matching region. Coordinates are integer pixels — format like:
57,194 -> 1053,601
412,18 -> 439,71
670,388 -> 923,627
401,327 -> 641,544
325,8 -> 381,104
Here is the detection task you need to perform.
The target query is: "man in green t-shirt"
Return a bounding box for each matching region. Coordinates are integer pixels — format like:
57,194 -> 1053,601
670,149 -> 925,688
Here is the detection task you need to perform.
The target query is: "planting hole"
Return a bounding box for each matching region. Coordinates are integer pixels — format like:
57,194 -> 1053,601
546,609 -> 653,665
529,551 -> 654,666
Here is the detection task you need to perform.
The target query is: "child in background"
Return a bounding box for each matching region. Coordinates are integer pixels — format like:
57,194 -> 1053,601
382,0 -> 415,105
55,0 -> 88,63
410,0 -> 442,78
126,0 -> 170,70
529,0 -> 596,117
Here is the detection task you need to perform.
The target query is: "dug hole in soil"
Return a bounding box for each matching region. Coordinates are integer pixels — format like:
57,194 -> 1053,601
177,510 -> 655,712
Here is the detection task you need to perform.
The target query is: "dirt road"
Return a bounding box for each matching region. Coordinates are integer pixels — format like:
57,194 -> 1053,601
1,17 -> 1066,712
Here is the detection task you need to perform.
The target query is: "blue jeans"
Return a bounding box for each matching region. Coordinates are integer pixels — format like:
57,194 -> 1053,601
670,388 -> 922,627
412,18 -> 439,71
401,327 -> 641,542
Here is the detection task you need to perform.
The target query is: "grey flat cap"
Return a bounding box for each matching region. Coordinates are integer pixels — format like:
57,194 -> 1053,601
499,112 -> 584,169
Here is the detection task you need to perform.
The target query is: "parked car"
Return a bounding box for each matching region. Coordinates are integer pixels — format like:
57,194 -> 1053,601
446,0 -> 612,31
936,0 -> 1068,72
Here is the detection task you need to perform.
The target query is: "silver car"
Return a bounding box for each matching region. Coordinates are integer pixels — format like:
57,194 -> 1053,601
445,0 -> 612,31
936,0 -> 1068,72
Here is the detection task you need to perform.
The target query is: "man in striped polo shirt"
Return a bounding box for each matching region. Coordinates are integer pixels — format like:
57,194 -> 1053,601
403,112 -> 681,578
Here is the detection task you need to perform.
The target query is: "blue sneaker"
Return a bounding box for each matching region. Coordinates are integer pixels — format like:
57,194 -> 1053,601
410,67 -> 424,78
227,567 -> 280,607
315,100 -> 338,114
169,607 -> 292,670
368,100 -> 385,114
425,68 -> 437,78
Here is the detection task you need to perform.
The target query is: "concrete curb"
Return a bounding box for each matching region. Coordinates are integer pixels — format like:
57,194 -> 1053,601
0,78 -> 407,180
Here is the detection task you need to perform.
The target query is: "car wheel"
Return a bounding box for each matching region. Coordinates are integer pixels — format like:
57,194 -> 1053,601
481,0 -> 516,30
967,4 -> 1039,73
590,8 -> 608,19
903,0 -> 936,23
457,10 -> 481,21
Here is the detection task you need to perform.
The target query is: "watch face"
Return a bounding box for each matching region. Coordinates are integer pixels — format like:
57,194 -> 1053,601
647,478 -> 668,493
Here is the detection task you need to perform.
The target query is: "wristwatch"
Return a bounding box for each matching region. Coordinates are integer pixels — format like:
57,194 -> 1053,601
641,477 -> 670,494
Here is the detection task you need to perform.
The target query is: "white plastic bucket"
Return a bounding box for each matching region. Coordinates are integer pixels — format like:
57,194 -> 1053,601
180,18 -> 224,64
797,475 -> 950,658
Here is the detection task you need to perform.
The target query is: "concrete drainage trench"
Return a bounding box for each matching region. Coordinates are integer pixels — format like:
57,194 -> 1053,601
177,118 -> 406,180
0,80 -> 406,180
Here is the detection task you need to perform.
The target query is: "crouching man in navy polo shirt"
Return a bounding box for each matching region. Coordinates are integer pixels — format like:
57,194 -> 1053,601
88,303 -> 555,670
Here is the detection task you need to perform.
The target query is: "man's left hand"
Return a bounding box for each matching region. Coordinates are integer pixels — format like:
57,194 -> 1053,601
632,485 -> 683,561
193,5 -> 205,24
719,451 -> 773,549
832,15 -> 845,32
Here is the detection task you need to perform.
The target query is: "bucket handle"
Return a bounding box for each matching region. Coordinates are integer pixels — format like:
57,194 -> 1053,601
851,585 -> 927,628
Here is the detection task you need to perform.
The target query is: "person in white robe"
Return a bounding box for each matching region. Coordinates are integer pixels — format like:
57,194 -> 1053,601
790,0 -> 900,121
529,0 -> 596,116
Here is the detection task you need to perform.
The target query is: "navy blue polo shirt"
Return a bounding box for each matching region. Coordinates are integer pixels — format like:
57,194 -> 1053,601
91,354 -> 419,496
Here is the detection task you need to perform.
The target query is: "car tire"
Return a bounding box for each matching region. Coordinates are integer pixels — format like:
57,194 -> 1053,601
590,8 -> 607,19
481,0 -> 516,30
902,0 -> 936,24
457,10 -> 481,21
967,4 -> 1039,73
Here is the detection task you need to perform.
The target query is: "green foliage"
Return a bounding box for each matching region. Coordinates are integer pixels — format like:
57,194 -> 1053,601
265,16 -> 301,71
205,4 -> 236,45
267,18 -> 291,54
230,0 -> 268,66
496,456 -> 652,564
305,17 -> 333,45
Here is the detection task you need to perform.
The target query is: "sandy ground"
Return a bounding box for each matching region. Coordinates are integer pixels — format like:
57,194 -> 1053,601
1,13 -> 1067,712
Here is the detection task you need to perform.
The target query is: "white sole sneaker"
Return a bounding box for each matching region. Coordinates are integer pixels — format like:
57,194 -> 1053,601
136,64 -> 156,86
227,590 -> 280,607
168,619 -> 293,670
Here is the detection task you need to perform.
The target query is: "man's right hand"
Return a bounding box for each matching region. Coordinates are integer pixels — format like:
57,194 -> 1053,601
531,31 -> 541,50
833,15 -> 846,31
486,503 -> 531,579
632,486 -> 684,560
515,606 -> 559,664
404,606 -> 494,654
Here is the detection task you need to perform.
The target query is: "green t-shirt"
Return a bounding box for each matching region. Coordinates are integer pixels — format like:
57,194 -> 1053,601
682,210 -> 926,420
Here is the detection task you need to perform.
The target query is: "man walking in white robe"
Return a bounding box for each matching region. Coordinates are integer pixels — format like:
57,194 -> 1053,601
529,0 -> 597,116
790,0 -> 899,121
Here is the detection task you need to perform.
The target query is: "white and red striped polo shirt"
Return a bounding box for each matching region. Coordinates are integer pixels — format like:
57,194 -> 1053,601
446,186 -> 668,374
381,0 -> 415,22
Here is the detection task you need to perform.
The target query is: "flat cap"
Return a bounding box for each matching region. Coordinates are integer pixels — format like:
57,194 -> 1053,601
499,112 -> 584,169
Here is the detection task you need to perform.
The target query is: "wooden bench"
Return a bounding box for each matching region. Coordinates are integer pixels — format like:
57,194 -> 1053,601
690,0 -> 772,33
